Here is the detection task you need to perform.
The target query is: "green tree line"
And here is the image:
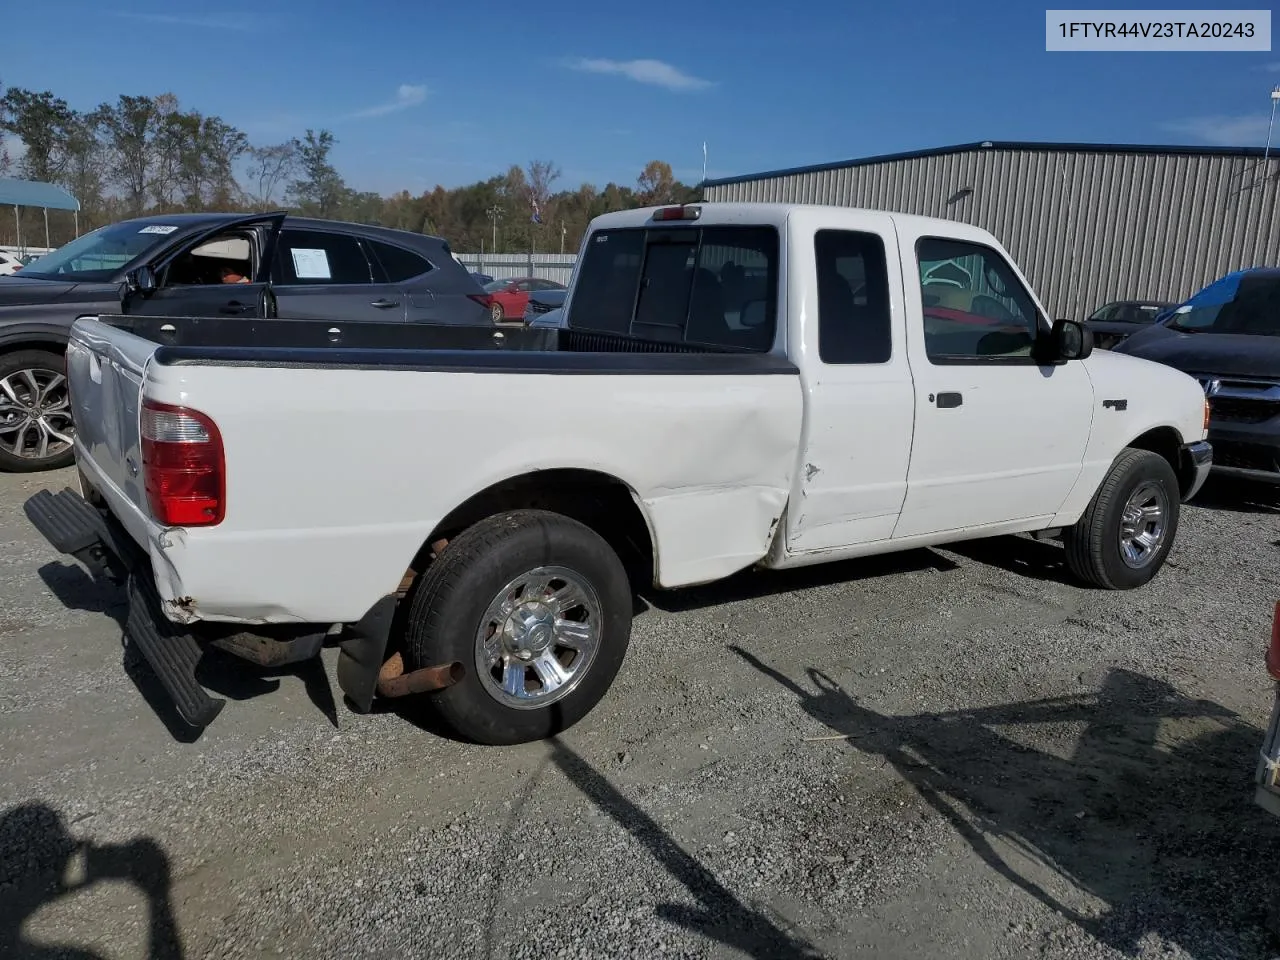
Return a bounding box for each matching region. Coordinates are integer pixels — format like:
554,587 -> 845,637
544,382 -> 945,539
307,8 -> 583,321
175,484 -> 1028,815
0,84 -> 702,253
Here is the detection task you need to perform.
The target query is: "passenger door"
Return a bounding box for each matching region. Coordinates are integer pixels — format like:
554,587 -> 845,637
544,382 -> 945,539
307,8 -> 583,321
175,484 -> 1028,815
270,228 -> 406,322
123,213 -> 285,319
891,230 -> 1093,540
786,215 -> 917,551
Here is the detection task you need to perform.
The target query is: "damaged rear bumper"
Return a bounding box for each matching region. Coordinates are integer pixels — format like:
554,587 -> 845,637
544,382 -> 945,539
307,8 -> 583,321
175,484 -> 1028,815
23,486 -> 464,732
23,487 -> 328,730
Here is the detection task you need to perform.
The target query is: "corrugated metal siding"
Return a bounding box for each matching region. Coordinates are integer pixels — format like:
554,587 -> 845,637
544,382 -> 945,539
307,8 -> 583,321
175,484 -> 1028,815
704,146 -> 1280,319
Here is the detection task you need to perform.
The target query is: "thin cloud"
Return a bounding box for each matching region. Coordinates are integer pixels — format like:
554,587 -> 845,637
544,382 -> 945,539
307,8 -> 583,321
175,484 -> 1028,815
1162,115 -> 1273,146
345,84 -> 428,120
112,11 -> 253,31
566,58 -> 713,92
1261,62 -> 1280,72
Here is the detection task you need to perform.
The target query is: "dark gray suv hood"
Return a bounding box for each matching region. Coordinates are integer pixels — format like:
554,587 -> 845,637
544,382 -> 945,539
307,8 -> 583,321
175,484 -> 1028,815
1117,324 -> 1280,379
0,275 -> 85,303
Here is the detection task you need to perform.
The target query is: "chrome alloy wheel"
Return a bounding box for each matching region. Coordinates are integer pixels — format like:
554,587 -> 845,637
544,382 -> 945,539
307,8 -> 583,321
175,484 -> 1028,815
1118,480 -> 1169,569
475,565 -> 602,710
0,368 -> 73,462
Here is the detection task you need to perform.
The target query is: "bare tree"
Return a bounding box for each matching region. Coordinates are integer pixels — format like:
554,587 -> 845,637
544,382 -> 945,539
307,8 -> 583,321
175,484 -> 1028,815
246,141 -> 298,208
526,158 -> 561,213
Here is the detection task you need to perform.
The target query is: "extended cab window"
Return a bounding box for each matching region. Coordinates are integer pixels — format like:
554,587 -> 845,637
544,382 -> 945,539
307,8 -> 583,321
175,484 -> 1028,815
917,238 -> 1040,363
273,230 -> 374,285
567,225 -> 778,351
815,230 -> 892,364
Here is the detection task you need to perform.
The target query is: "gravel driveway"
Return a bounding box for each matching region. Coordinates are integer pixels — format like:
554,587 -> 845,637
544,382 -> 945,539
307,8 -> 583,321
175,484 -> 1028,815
2,468 -> 1278,960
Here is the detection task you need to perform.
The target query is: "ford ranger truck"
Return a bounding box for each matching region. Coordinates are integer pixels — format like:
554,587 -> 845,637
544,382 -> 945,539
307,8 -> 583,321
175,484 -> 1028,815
24,202 -> 1213,745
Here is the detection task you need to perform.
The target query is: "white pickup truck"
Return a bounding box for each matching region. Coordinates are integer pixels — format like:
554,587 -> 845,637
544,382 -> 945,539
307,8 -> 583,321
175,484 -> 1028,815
25,202 -> 1212,745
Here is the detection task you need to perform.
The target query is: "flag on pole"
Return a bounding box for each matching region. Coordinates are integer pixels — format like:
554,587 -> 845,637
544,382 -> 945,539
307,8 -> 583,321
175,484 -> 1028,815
531,196 -> 542,224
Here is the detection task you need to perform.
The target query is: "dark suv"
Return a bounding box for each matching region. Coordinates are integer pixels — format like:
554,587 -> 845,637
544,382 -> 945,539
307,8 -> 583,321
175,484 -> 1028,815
1115,268 -> 1280,484
0,212 -> 489,472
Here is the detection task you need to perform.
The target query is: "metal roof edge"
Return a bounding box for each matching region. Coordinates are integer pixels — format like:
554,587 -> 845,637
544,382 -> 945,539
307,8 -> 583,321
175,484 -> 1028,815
0,177 -> 81,211
700,140 -> 1276,189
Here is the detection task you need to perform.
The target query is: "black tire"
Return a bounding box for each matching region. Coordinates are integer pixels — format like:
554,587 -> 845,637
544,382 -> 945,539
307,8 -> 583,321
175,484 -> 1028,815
0,348 -> 75,473
403,509 -> 632,745
1063,448 -> 1180,589
490,301 -> 505,323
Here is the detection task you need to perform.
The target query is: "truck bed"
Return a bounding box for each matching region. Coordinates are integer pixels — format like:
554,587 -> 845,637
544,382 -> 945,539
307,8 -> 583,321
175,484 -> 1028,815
95,315 -> 795,375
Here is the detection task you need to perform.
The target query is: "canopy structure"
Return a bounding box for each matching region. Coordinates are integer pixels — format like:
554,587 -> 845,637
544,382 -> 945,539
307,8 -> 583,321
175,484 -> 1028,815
0,177 -> 81,253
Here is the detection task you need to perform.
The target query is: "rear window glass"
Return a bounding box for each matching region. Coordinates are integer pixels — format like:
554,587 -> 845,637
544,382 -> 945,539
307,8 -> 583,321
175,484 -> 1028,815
566,225 -> 779,351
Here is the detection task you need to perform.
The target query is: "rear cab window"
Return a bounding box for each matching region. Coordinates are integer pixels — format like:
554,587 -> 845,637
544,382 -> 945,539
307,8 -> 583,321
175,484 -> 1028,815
566,225 -> 779,352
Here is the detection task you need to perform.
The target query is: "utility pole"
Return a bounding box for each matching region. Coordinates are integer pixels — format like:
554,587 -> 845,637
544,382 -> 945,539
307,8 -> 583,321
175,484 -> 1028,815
1265,86 -> 1280,168
486,204 -> 502,253
560,220 -> 567,255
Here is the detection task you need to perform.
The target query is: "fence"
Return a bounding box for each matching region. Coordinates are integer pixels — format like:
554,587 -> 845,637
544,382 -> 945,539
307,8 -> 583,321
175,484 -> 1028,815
0,244 -> 54,257
455,252 -> 578,285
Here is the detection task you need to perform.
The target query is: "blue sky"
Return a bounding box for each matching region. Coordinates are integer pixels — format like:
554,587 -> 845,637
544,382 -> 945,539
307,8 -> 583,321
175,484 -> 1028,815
5,0 -> 1279,195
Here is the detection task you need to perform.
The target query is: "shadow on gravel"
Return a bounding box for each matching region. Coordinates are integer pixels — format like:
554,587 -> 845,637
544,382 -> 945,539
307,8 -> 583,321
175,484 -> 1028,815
37,562 -> 341,735
37,562 -> 124,619
941,535 -> 1077,585
734,647 -> 1280,958
643,549 -> 956,614
548,738 -> 827,959
0,802 -> 185,959
1191,477 -> 1280,516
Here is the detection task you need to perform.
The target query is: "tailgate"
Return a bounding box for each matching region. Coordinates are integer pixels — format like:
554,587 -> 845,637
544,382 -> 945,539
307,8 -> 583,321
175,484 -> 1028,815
67,317 -> 156,515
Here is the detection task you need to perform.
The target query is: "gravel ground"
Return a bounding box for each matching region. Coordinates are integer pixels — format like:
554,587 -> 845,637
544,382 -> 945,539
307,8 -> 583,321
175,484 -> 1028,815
2,467 -> 1279,960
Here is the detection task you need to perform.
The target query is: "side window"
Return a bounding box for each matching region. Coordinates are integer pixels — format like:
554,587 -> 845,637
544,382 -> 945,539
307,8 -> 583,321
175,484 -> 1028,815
815,229 -> 892,364
165,230 -> 255,286
272,229 -> 374,286
367,240 -> 433,282
916,238 -> 1040,363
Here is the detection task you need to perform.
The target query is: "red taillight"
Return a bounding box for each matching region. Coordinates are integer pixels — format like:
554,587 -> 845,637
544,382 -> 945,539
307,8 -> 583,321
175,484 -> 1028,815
652,205 -> 702,221
1268,601 -> 1280,681
141,399 -> 225,527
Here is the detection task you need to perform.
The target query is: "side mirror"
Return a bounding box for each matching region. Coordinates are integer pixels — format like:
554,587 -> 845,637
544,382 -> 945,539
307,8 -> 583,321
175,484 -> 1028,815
127,265 -> 157,295
1051,318 -> 1093,361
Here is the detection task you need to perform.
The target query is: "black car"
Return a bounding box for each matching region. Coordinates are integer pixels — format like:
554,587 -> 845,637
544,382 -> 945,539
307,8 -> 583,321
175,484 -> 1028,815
1084,299 -> 1175,350
523,288 -> 567,323
0,212 -> 489,472
1115,269 -> 1280,484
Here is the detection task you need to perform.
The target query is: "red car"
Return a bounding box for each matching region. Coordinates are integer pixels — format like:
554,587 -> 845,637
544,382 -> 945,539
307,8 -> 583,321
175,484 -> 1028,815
478,277 -> 566,323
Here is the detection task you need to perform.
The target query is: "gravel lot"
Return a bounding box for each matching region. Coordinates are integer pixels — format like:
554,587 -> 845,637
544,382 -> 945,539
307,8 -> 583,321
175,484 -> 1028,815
2,467 -> 1279,960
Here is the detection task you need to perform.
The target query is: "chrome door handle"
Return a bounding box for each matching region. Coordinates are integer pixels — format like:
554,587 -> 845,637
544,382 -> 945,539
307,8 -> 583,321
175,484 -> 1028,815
370,299 -> 400,309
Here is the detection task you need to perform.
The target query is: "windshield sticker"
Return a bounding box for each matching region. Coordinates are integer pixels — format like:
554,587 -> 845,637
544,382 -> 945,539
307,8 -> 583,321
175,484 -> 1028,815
291,248 -> 332,280
138,225 -> 178,235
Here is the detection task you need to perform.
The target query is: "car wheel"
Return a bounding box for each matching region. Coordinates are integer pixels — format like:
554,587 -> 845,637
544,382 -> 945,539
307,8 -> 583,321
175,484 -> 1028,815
1063,448 -> 1180,589
0,349 -> 75,473
490,302 -> 505,323
402,509 -> 632,745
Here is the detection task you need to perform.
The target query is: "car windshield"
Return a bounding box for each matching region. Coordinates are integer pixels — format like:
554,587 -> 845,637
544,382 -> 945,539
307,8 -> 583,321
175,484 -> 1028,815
18,221 -> 180,282
1164,272 -> 1280,336
482,278 -> 512,292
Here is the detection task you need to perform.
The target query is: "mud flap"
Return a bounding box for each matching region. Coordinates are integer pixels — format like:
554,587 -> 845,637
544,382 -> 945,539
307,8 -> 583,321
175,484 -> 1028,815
336,595 -> 398,713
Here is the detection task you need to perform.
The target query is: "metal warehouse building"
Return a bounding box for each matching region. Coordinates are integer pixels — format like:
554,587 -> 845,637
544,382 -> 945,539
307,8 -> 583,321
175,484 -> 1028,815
701,141 -> 1280,321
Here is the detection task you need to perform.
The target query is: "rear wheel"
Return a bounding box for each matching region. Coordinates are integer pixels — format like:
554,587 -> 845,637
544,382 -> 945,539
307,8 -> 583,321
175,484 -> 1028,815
490,301 -> 505,323
402,509 -> 632,745
1063,448 -> 1180,589
0,349 -> 75,473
